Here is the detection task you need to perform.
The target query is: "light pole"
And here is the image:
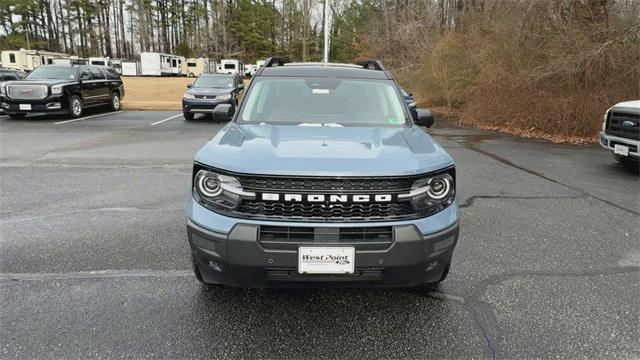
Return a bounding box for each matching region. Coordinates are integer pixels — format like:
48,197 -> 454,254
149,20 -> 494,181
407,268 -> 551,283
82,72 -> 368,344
323,0 -> 329,63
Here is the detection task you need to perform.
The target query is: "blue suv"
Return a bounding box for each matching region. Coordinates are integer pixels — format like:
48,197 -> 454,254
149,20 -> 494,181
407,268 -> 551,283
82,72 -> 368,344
187,58 -> 458,288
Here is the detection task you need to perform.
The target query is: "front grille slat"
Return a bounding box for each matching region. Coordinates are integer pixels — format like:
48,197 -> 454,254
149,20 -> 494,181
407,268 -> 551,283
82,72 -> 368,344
606,111 -> 640,140
7,84 -> 48,100
259,225 -> 393,250
230,173 -> 424,221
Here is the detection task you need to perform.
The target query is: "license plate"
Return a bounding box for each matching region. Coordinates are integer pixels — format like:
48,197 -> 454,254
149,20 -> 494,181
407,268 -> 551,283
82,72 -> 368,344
19,104 -> 31,111
298,247 -> 355,274
614,144 -> 629,156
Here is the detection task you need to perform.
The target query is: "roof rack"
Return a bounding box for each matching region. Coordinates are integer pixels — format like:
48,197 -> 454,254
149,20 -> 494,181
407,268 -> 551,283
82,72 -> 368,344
356,59 -> 386,71
263,57 -> 290,68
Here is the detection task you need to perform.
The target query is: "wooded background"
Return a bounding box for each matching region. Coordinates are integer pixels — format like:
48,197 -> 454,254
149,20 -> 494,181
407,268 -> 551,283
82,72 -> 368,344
1,0 -> 639,139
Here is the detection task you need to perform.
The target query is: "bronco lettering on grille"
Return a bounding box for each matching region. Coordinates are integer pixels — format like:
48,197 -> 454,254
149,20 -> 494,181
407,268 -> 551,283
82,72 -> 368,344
261,193 -> 393,203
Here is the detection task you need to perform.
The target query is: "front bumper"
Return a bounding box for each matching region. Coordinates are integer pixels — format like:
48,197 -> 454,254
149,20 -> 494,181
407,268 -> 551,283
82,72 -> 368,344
187,199 -> 459,288
599,132 -> 639,159
1,96 -> 67,114
182,98 -> 233,114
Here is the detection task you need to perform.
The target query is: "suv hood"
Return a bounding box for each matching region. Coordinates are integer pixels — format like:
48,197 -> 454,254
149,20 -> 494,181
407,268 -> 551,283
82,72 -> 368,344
2,79 -> 75,86
610,100 -> 640,113
194,123 -> 454,176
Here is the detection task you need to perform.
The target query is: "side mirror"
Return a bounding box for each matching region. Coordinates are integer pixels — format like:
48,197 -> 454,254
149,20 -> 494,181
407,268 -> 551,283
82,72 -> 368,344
415,108 -> 434,128
213,103 -> 235,122
80,74 -> 90,81
186,83 -> 193,88
238,83 -> 245,90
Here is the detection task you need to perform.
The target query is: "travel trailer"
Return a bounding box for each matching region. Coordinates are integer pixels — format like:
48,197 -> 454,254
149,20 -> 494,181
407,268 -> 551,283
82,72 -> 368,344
170,56 -> 185,76
1,49 -> 69,72
140,52 -> 178,76
185,58 -> 215,77
121,61 -> 140,76
89,57 -> 112,67
219,59 -> 244,75
52,56 -> 89,66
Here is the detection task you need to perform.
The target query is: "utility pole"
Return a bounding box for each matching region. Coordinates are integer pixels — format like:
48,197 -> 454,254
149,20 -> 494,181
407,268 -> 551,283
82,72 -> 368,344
323,0 -> 329,63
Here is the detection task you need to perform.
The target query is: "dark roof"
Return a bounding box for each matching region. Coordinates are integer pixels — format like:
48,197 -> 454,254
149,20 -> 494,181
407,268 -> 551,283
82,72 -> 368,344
260,65 -> 390,79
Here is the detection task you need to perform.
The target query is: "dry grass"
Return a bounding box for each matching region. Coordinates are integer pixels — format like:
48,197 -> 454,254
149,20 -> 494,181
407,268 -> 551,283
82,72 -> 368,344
121,76 -> 251,110
121,77 -> 193,110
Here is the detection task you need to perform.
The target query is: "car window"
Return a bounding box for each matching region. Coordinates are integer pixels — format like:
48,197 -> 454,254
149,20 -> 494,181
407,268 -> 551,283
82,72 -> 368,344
193,76 -> 235,89
26,66 -> 78,80
90,68 -> 105,79
240,77 -> 408,127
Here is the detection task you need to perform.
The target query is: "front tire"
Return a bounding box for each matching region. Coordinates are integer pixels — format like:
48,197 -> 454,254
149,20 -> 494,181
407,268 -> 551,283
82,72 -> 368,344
69,95 -> 83,118
183,112 -> 194,120
8,113 -> 26,119
110,92 -> 121,111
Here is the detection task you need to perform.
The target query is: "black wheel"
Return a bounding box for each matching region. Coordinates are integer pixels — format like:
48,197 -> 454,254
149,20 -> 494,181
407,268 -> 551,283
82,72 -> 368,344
183,112 -> 194,120
69,95 -> 83,118
110,92 -> 121,111
8,113 -> 26,119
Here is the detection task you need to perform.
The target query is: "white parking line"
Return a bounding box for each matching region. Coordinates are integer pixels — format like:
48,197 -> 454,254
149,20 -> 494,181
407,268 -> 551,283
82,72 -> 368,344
150,113 -> 183,126
54,111 -> 122,125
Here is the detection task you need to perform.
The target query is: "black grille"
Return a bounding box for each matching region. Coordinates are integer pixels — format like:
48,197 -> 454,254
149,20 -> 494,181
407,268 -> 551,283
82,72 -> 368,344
238,176 -> 415,193
607,111 -> 640,140
239,201 -> 414,221
259,225 -> 393,250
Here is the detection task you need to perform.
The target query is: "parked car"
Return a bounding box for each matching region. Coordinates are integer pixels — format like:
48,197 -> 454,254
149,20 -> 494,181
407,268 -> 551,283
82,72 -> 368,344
0,68 -> 26,115
0,64 -> 124,119
182,73 -> 245,120
599,100 -> 640,166
0,68 -> 27,81
186,58 -> 458,288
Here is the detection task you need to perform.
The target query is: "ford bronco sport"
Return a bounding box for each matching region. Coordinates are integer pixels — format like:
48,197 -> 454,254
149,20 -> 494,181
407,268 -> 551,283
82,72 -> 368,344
186,58 -> 459,288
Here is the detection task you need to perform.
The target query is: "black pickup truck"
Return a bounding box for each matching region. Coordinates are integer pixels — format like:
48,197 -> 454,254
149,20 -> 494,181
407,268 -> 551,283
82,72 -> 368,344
0,64 -> 124,119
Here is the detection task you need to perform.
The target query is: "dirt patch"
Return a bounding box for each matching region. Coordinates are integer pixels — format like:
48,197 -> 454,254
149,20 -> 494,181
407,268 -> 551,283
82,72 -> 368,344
121,77 -> 250,111
121,77 -> 193,111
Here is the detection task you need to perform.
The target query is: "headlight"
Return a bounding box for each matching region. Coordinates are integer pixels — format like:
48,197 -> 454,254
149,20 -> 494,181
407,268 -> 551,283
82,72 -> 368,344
602,110 -> 609,131
398,171 -> 455,215
183,93 -> 195,99
217,93 -> 231,101
51,84 -> 63,95
193,168 -> 255,211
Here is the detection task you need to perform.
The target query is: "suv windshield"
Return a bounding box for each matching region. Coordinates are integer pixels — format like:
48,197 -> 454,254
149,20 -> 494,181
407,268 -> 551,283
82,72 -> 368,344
194,76 -> 234,89
25,66 -> 77,80
239,77 -> 408,126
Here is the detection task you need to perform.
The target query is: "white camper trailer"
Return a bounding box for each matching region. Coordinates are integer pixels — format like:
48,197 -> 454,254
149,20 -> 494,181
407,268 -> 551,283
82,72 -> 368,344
185,58 -> 215,77
219,59 -> 244,75
121,61 -> 140,76
89,57 -> 112,67
170,56 -> 184,76
52,56 -> 89,66
140,52 -> 176,76
1,49 -> 69,72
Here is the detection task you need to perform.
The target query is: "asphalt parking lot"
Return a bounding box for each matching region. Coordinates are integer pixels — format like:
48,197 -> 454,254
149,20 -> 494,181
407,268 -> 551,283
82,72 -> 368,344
1,109 -> 639,359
